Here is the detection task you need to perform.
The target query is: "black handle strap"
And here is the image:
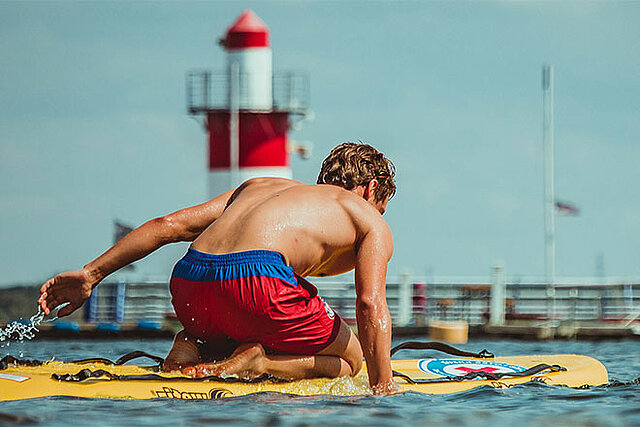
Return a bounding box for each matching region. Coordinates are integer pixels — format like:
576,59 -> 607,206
67,357 -> 117,365
115,351 -> 165,367
69,351 -> 165,370
390,341 -> 494,359
393,363 -> 566,384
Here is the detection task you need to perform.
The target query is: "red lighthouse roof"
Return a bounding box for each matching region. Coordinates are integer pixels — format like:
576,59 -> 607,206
222,10 -> 270,50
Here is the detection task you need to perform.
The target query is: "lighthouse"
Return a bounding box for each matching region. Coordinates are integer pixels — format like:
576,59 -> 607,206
187,10 -> 309,199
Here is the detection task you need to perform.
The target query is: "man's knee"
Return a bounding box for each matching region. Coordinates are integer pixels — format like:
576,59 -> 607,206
318,319 -> 363,376
164,330 -> 201,371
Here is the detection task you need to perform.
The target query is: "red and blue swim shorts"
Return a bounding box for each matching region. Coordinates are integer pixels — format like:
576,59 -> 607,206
170,249 -> 341,355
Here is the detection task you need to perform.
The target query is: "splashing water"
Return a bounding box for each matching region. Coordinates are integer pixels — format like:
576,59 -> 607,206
0,304 -> 66,347
0,308 -> 43,347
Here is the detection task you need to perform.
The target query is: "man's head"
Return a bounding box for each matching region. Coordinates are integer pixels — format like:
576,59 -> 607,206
317,142 -> 396,209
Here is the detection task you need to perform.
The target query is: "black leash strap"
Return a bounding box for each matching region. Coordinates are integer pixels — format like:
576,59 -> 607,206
0,355 -> 43,370
52,369 -> 120,382
4,344 -> 567,387
52,363 -> 566,386
393,363 -> 566,385
1,351 -> 165,372
51,369 -> 280,384
390,341 -> 494,359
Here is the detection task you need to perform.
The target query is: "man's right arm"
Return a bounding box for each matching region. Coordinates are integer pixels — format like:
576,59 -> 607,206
353,215 -> 395,395
82,188 -> 236,283
38,188 -> 236,316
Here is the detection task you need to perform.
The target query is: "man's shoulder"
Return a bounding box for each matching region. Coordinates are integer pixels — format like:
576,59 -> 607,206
237,177 -> 304,195
329,189 -> 389,230
306,184 -> 372,208
243,177 -> 302,187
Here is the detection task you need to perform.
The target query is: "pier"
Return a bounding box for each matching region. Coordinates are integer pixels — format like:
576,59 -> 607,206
6,271 -> 638,341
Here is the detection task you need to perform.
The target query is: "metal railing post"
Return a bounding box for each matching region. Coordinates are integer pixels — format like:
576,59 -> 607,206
398,272 -> 412,327
490,263 -> 506,326
116,281 -> 126,323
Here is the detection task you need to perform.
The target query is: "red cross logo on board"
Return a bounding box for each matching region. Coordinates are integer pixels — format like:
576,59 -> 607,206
455,366 -> 501,374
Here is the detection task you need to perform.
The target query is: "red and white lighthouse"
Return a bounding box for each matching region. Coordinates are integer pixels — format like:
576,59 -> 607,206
187,10 -> 309,198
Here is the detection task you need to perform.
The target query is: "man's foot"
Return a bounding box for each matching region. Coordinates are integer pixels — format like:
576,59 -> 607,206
182,343 -> 266,379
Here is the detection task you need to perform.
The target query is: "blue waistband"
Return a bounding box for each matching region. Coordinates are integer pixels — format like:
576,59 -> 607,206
172,248 -> 297,285
182,248 -> 287,267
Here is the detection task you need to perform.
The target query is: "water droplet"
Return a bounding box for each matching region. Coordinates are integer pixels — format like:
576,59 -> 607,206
0,306 -> 46,348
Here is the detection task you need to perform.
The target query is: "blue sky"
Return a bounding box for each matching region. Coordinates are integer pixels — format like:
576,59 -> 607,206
1,1 -> 639,287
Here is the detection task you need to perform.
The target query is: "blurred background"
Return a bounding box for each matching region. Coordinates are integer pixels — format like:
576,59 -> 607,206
1,2 -> 639,326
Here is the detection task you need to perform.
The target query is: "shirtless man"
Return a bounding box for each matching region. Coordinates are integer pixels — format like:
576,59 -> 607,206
38,142 -> 397,394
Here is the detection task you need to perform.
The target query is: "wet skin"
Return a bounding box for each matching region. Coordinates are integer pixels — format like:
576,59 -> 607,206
39,178 -> 395,394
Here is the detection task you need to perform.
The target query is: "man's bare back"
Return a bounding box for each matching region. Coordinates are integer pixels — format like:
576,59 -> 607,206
38,142 -> 397,394
192,178 -> 390,278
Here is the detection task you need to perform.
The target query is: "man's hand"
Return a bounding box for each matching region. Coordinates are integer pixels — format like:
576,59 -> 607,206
371,378 -> 399,396
38,269 -> 94,317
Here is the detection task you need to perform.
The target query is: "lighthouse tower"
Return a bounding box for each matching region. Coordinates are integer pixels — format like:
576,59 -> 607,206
187,10 -> 309,199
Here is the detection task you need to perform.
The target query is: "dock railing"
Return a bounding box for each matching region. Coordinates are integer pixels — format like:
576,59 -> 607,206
83,276 -> 639,328
84,281 -> 173,326
421,278 -> 640,326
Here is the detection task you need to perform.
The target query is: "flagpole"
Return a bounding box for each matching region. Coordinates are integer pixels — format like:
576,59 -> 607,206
229,61 -> 240,189
542,64 -> 556,322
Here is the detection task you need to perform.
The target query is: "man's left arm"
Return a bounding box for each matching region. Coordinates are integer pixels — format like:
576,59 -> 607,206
353,219 -> 395,395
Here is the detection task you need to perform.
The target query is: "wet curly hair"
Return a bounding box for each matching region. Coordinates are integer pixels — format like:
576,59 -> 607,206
317,142 -> 396,202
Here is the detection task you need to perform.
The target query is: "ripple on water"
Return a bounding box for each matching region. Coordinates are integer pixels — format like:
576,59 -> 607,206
2,339 -> 640,426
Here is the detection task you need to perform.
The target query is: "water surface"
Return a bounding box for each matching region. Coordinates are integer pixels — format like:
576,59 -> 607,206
1,338 -> 638,426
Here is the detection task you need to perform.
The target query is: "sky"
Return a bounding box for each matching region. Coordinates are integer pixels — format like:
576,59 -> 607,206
1,1 -> 639,287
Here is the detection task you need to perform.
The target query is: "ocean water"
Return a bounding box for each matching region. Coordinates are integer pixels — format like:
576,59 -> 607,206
1,338 -> 638,426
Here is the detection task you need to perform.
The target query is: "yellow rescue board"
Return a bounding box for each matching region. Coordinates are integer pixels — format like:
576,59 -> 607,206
0,355 -> 608,401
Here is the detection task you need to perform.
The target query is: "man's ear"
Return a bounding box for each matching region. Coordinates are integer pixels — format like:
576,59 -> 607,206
363,179 -> 379,201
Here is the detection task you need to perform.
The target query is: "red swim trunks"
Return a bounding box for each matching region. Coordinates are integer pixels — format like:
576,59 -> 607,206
170,249 -> 341,355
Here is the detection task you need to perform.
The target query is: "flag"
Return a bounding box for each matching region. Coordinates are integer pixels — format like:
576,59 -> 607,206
555,201 -> 580,216
114,220 -> 136,270
114,220 -> 135,244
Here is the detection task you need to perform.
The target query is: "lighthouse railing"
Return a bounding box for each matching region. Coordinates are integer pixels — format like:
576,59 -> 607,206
187,70 -> 309,115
